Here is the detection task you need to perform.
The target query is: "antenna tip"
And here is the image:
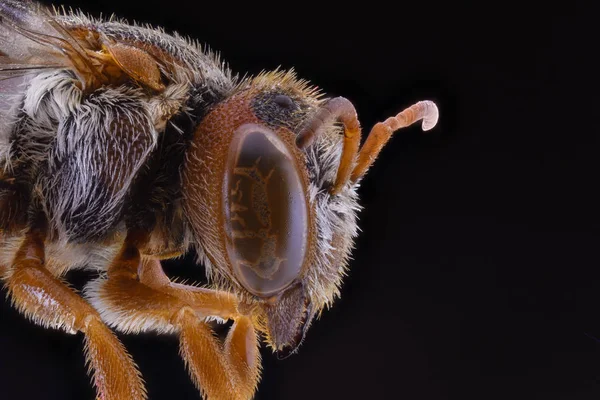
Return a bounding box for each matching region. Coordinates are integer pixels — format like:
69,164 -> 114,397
420,100 -> 439,131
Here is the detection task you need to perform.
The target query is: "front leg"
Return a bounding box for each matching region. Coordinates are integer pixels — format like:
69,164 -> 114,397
86,236 -> 261,400
1,221 -> 146,400
178,309 -> 261,400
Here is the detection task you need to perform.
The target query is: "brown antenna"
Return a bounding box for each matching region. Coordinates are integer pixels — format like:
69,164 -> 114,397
296,97 -> 362,195
351,100 -> 439,182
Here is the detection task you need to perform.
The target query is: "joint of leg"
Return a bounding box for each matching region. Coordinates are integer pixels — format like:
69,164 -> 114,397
124,229 -> 152,250
108,250 -> 141,278
79,313 -> 103,333
119,244 -> 141,263
9,259 -> 45,280
171,306 -> 198,328
14,236 -> 45,265
108,267 -> 139,281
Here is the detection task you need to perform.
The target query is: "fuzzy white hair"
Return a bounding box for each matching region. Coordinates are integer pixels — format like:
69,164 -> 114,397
0,2 -> 363,319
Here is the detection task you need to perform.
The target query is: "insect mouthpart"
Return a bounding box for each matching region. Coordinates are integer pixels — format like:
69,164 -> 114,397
275,299 -> 315,360
260,282 -> 316,359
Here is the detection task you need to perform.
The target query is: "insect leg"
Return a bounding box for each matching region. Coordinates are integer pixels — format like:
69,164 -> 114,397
141,258 -> 261,400
176,308 -> 260,400
350,100 -> 439,182
1,217 -> 146,400
86,235 -> 260,400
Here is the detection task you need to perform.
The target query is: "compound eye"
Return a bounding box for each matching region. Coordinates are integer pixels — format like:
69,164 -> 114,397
223,124 -> 308,298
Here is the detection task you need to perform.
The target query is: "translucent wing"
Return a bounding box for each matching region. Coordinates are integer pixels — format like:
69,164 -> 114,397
0,0 -> 100,85
0,0 -> 182,98
0,0 -> 96,138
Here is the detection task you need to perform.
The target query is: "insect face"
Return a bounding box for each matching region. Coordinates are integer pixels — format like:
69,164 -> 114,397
182,82 -> 322,355
182,73 -> 439,356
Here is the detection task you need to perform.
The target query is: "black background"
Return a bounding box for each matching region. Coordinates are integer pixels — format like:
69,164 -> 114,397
1,1 -> 599,399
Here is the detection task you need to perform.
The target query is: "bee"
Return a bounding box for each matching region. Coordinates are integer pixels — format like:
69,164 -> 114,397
0,1 -> 439,399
